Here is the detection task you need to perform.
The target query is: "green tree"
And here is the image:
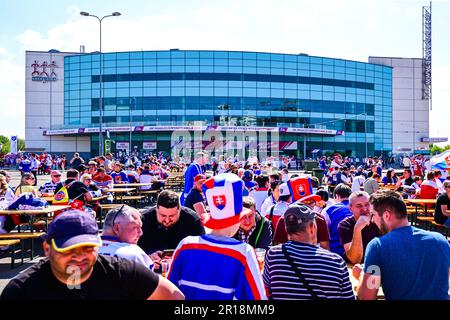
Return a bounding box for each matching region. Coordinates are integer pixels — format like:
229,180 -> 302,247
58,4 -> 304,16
0,135 -> 10,154
429,144 -> 450,155
18,138 -> 25,152
0,135 -> 25,153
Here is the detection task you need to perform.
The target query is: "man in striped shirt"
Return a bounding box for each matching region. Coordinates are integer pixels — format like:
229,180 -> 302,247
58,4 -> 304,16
263,203 -> 355,300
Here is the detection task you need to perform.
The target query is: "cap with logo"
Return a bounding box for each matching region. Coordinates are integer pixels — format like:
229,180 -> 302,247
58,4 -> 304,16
284,203 -> 316,227
202,173 -> 251,230
278,183 -> 291,197
45,210 -> 102,252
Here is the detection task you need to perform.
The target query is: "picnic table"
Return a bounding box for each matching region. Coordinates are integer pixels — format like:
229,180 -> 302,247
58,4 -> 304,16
41,195 -> 108,203
0,205 -> 71,231
105,188 -> 136,202
112,183 -> 153,188
347,263 -> 385,300
404,198 -> 437,225
105,188 -> 136,193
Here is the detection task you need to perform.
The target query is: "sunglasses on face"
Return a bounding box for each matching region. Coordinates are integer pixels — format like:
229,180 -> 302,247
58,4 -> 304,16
52,175 -> 61,177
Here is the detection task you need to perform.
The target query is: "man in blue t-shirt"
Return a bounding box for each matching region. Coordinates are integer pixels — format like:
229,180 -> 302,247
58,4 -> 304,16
184,174 -> 207,224
323,183 -> 352,257
181,152 -> 207,205
357,190 -> 450,300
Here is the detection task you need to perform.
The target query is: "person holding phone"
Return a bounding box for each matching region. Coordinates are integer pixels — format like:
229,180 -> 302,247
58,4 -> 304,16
138,190 -> 205,271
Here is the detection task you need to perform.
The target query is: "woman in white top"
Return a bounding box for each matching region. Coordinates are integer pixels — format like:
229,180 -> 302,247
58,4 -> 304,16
0,175 -> 16,233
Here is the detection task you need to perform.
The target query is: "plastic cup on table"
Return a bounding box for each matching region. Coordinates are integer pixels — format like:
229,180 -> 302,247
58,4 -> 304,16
255,248 -> 266,272
161,259 -> 170,278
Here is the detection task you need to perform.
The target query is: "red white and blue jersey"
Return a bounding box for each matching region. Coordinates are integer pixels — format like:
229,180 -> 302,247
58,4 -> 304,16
181,162 -> 203,205
111,171 -> 129,184
168,235 -> 267,300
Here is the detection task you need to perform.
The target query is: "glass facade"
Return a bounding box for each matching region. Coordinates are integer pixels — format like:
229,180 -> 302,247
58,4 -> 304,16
64,50 -> 392,157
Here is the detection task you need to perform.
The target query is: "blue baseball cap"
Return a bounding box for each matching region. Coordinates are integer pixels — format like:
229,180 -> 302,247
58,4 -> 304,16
46,210 -> 102,252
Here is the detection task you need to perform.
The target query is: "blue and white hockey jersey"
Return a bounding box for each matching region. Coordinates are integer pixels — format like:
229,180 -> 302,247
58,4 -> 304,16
168,234 -> 267,300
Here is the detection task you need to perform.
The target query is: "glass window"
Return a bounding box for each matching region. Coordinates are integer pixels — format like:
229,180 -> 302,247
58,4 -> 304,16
214,66 -> 228,73
200,66 -> 214,72
117,67 -> 130,74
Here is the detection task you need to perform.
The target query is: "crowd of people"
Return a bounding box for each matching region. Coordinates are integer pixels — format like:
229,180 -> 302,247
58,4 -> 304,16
0,150 -> 449,300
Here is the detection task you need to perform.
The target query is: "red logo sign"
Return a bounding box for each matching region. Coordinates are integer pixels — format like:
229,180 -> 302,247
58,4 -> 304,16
213,195 -> 226,210
31,60 -> 57,83
297,184 -> 306,196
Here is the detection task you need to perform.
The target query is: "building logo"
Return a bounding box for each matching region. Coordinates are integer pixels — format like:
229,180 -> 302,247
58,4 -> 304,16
31,60 -> 57,82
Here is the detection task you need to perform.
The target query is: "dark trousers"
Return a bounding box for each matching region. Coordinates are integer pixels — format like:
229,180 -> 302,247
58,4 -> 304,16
31,170 -> 37,186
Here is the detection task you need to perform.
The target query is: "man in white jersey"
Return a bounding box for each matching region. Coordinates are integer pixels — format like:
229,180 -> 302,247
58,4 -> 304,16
99,204 -> 153,269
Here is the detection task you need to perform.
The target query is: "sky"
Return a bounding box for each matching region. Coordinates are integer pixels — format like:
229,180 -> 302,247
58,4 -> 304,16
0,0 -> 449,144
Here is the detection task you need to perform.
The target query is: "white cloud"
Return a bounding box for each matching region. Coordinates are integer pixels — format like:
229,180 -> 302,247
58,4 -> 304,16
0,50 -> 24,138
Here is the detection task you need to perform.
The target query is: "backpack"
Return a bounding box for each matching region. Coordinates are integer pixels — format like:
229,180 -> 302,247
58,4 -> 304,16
53,180 -> 76,205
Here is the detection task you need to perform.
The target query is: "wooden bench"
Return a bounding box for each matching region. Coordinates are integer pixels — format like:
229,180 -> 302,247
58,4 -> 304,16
119,195 -> 146,201
0,232 -> 45,261
140,190 -> 159,195
98,204 -> 124,228
165,177 -> 184,192
416,216 -> 434,230
140,190 -> 160,204
99,203 -> 123,210
119,195 -> 146,207
0,239 -> 22,268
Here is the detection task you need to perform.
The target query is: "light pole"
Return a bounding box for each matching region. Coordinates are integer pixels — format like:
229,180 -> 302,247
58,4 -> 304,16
80,11 -> 121,156
129,97 -> 135,155
363,112 -> 368,160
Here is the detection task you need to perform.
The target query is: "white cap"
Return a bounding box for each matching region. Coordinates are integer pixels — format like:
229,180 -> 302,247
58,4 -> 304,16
279,183 -> 291,197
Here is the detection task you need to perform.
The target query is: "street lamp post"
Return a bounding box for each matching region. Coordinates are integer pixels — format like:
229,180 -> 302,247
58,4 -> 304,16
80,11 -> 121,156
361,113 -> 368,161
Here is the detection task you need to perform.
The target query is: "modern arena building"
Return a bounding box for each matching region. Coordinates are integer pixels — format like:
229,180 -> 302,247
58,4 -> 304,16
25,49 -> 432,159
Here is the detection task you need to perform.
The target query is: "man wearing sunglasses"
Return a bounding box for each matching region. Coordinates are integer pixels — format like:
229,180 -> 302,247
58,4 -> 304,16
99,205 -> 153,270
38,170 -> 62,195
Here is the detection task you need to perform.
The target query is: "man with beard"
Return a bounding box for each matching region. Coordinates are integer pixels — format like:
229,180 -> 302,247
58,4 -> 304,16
138,190 -> 205,271
356,190 -> 450,300
338,191 -> 380,264
0,210 -> 184,300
